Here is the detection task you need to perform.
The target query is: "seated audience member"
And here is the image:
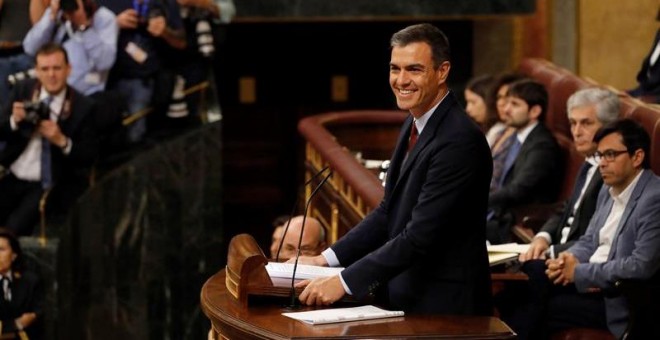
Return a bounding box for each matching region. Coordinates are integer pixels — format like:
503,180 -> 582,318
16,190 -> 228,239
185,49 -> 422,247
0,43 -> 97,236
502,89 -> 620,340
0,228 -> 43,339
534,119 -> 660,339
627,7 -> 660,103
276,215 -> 327,262
101,0 -> 186,144
520,88 -> 620,261
269,214 -> 289,259
489,73 -> 525,154
23,0 -> 118,96
464,74 -> 500,146
487,79 -> 561,244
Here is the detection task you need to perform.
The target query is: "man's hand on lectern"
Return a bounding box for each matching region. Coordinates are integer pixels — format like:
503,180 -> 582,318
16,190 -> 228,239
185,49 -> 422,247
285,255 -> 328,266
296,275 -> 345,306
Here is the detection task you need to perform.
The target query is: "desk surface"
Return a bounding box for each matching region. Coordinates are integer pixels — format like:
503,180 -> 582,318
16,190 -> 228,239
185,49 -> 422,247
201,270 -> 516,339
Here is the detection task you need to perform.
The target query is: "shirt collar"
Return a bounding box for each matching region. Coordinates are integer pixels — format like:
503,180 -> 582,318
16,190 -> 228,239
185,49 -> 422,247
413,90 -> 449,134
0,271 -> 13,282
39,86 -> 67,116
515,121 -> 539,144
609,170 -> 643,205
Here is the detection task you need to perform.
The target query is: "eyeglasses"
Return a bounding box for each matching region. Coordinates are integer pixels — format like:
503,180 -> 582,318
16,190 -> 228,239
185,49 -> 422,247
593,149 -> 629,163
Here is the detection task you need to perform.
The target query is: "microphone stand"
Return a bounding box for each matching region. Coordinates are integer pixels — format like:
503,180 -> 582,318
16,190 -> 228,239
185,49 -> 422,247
287,170 -> 333,310
275,165 -> 329,262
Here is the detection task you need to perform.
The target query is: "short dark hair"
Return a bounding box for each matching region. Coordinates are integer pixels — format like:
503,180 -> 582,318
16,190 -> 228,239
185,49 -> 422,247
488,72 -> 525,114
36,42 -> 69,65
506,79 -> 548,120
0,228 -> 23,273
593,119 -> 651,169
390,23 -> 450,68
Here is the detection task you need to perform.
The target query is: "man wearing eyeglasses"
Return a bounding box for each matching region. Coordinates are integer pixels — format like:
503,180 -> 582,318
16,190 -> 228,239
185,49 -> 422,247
535,119 -> 660,338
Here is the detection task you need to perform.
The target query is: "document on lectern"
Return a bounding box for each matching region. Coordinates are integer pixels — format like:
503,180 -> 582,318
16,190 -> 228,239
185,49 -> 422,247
282,305 -> 404,325
265,262 -> 344,280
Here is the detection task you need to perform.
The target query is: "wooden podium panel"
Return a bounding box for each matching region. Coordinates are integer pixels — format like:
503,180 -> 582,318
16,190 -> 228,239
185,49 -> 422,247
201,270 -> 516,340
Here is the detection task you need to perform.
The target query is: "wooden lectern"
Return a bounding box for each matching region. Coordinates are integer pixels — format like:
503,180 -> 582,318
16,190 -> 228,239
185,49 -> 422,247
201,233 -> 516,339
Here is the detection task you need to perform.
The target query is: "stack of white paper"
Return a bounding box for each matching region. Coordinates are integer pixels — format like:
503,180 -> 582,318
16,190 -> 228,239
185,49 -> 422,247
266,262 -> 344,280
282,305 -> 404,325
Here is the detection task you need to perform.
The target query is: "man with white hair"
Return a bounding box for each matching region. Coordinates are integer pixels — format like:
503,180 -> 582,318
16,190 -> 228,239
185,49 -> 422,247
277,215 -> 327,261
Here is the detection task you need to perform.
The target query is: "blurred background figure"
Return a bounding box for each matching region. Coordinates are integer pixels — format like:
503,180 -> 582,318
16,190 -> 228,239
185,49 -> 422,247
0,228 -> 43,339
627,6 -> 660,103
269,214 -> 289,259
0,0 -> 49,107
274,215 -> 326,261
464,74 -> 500,146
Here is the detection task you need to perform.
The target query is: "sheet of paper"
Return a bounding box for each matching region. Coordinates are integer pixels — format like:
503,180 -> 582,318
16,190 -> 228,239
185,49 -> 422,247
266,262 -> 344,280
487,242 -> 530,254
282,305 -> 404,325
488,252 -> 519,266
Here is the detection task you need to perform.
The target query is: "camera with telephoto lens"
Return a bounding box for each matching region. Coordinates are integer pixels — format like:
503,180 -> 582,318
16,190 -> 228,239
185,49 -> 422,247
23,101 -> 51,125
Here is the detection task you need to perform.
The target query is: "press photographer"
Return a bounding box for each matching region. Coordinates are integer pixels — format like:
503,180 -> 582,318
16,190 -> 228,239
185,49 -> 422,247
0,43 -> 97,236
23,0 -> 118,96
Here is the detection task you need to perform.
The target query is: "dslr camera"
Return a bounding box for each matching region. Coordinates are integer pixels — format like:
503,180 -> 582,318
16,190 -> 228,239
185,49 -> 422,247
23,101 -> 51,125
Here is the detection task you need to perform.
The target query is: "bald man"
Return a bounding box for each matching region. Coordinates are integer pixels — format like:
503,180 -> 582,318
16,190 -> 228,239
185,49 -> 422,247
277,216 -> 327,261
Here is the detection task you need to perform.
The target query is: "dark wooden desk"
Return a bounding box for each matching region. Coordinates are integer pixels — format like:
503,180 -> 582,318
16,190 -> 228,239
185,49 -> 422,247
201,270 -> 516,339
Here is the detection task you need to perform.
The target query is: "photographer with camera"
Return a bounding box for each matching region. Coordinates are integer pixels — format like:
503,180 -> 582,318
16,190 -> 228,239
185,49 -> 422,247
23,0 -> 118,96
0,43 -> 97,236
101,0 -> 186,144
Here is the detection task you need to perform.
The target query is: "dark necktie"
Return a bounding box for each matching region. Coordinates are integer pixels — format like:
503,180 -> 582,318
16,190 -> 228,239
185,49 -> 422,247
490,133 -> 517,190
407,121 -> 418,153
568,162 -> 592,208
41,97 -> 54,189
0,276 -> 10,301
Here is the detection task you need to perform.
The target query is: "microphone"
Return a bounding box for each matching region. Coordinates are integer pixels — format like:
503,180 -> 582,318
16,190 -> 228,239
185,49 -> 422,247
275,165 -> 330,262
287,170 -> 333,309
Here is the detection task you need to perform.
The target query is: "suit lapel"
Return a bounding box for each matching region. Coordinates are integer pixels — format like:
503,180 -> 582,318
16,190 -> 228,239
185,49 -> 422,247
384,116 -> 414,196
609,170 -> 650,259
386,91 -> 455,202
566,169 -> 603,240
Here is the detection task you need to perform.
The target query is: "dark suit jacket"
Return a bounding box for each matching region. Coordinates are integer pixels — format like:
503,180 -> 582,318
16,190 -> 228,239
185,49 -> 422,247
540,166 -> 603,254
332,92 -> 493,315
489,122 -> 561,213
0,79 -> 97,206
0,270 -> 43,338
634,29 -> 660,96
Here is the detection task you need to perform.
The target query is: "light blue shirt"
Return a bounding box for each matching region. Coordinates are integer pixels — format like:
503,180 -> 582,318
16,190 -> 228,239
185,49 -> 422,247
23,7 -> 119,95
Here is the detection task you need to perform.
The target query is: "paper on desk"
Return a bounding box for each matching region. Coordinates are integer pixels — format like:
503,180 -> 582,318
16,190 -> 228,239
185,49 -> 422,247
487,243 -> 530,254
282,305 -> 404,325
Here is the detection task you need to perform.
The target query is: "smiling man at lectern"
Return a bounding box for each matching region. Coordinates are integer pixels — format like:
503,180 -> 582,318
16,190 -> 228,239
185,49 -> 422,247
293,23 -> 493,315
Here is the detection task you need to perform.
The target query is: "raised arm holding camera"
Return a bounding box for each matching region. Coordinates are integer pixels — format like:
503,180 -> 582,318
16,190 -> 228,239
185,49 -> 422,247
0,43 -> 96,236
23,0 -> 118,96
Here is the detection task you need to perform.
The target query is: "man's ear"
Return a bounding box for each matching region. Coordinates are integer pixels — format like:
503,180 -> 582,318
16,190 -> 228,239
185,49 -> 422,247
631,149 -> 645,168
436,61 -> 451,84
529,104 -> 542,121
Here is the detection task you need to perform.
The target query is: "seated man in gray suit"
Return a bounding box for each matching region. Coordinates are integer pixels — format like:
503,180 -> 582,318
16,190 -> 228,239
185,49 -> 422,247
539,119 -> 660,338
487,79 -> 562,244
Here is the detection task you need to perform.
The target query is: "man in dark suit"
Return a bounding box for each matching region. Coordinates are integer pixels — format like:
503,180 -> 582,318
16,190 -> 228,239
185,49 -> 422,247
0,43 -> 96,236
486,79 -> 562,244
541,119 -> 660,338
504,88 -> 620,340
292,23 -> 493,316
